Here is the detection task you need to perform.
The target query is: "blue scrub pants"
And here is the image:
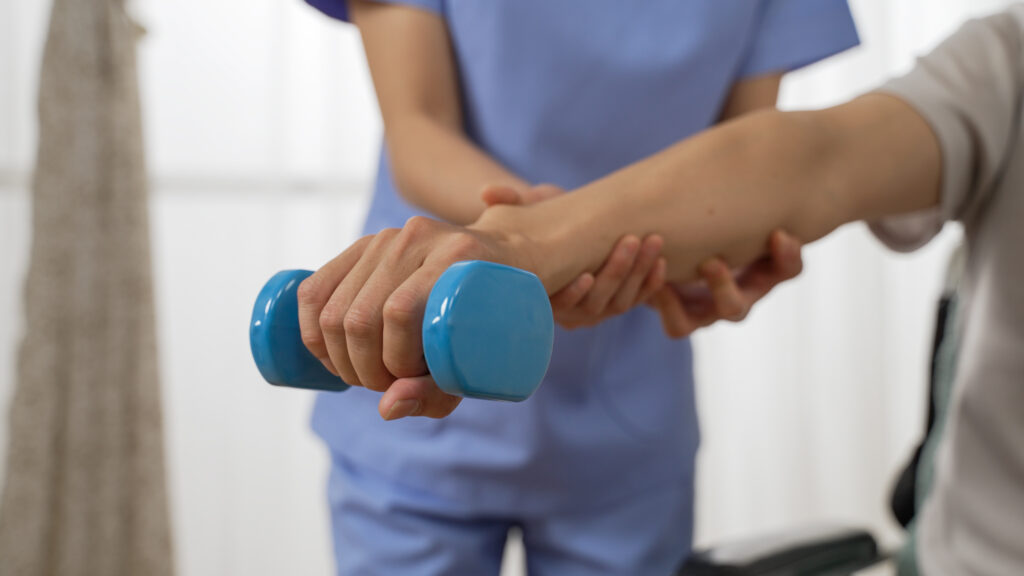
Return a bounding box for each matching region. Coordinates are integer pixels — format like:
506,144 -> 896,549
327,454 -> 694,576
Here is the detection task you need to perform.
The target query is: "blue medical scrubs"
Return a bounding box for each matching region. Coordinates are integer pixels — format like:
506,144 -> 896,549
305,1 -> 858,574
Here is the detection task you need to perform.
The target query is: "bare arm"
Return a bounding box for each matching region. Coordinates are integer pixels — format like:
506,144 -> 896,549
536,72 -> 795,334
476,93 -> 941,292
350,0 -> 525,224
718,73 -> 783,120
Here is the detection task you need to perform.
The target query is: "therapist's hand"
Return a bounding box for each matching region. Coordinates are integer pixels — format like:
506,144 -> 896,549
482,184 -> 667,329
649,229 -> 804,338
296,216 -> 536,421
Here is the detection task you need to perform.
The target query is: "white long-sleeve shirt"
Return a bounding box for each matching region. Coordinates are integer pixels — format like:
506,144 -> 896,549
870,7 -> 1024,575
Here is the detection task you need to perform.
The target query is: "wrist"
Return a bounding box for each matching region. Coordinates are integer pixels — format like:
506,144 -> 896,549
470,204 -> 568,293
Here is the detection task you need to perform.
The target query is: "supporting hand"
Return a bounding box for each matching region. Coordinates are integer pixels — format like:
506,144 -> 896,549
648,230 -> 803,338
482,184 -> 667,329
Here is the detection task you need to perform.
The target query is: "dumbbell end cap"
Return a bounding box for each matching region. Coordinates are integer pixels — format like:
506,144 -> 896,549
423,261 -> 553,402
250,269 -> 350,392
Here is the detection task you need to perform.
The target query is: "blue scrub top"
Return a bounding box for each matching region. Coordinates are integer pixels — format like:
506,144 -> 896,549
306,0 -> 859,516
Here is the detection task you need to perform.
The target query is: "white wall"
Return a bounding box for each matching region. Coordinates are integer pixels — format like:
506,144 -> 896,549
0,1 -> 1016,575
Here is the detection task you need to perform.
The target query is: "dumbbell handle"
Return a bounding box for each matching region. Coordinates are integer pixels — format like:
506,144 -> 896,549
249,261 -> 554,401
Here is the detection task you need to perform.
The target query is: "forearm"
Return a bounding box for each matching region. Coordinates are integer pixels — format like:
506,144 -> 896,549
350,0 -> 525,225
474,94 -> 941,292
386,114 -> 527,225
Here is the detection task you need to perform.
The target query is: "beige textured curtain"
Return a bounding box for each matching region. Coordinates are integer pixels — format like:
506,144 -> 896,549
0,0 -> 174,575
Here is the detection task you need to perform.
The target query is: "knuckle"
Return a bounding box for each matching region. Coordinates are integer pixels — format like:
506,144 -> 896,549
318,305 -> 348,336
296,275 -> 324,308
300,329 -> 325,353
374,227 -> 401,246
342,307 -> 378,340
403,215 -> 428,230
445,232 -> 481,260
404,216 -> 432,236
382,293 -> 420,328
349,233 -> 375,253
391,224 -> 422,255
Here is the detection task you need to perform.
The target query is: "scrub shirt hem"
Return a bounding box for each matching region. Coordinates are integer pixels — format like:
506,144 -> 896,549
323,443 -> 699,517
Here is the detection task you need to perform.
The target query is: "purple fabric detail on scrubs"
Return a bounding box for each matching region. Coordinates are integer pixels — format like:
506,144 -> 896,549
304,0 -> 442,22
303,0 -> 859,526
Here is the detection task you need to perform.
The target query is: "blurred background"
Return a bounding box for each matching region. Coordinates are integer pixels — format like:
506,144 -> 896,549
0,0 -> 1016,574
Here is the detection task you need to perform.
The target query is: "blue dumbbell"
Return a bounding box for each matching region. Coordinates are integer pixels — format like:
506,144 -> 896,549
250,261 -> 554,401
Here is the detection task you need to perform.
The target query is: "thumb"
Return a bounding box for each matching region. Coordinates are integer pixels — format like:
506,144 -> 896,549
480,184 -> 524,206
379,375 -> 463,420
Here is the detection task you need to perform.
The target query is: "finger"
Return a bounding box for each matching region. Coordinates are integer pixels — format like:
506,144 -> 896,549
344,225 -> 438,391
551,273 -> 595,311
701,259 -> 750,322
637,257 -> 667,303
480,184 -> 523,206
650,287 -> 697,339
674,282 -> 717,323
379,376 -> 463,420
381,262 -> 448,379
732,230 -> 805,302
296,235 -> 373,376
522,183 -> 565,204
580,236 -> 640,315
610,235 -> 663,313
319,230 -> 398,388
768,229 -> 804,280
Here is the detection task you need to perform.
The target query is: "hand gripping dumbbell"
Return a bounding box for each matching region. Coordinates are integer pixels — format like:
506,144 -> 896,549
250,261 -> 554,401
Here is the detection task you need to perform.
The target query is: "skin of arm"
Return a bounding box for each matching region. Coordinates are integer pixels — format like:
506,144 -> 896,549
524,72 -> 793,330
718,73 -> 783,121
296,92 -> 940,420
475,93 -> 941,292
350,0 -> 526,224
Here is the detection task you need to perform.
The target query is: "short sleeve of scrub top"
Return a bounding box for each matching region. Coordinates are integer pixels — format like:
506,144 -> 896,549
740,0 -> 860,78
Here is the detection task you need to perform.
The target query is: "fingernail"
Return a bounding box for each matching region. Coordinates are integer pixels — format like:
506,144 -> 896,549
385,399 -> 421,421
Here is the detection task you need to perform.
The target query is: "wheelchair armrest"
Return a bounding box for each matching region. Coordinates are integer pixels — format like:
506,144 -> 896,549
677,524 -> 884,576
